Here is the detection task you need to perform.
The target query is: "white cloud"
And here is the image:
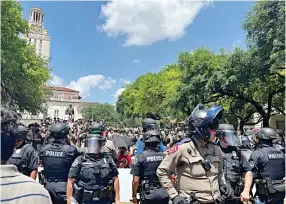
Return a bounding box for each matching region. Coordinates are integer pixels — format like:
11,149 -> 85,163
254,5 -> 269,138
132,59 -> 140,64
66,75 -> 116,98
98,0 -> 211,46
113,87 -> 126,99
119,78 -> 131,85
98,77 -> 117,90
49,74 -> 64,86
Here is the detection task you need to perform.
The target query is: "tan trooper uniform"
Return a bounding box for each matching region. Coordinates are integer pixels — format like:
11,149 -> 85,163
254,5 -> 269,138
157,137 -> 226,203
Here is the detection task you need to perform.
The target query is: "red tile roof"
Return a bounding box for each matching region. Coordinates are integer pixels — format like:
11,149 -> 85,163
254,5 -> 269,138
48,86 -> 79,93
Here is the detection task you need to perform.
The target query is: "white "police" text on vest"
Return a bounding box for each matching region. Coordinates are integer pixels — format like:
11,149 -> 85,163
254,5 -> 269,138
268,153 -> 284,159
146,156 -> 163,162
45,151 -> 64,157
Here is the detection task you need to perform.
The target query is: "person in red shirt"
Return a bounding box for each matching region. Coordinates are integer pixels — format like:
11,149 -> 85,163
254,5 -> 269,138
117,146 -> 131,168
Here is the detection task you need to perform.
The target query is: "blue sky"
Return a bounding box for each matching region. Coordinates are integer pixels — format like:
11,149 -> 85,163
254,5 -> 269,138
20,1 -> 254,105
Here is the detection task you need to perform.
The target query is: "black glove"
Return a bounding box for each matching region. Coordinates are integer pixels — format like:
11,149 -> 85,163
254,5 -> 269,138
173,195 -> 187,204
218,185 -> 233,201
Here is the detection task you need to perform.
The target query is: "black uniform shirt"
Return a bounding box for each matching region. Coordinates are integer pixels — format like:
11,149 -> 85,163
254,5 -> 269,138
7,142 -> 38,174
249,143 -> 285,179
220,146 -> 252,183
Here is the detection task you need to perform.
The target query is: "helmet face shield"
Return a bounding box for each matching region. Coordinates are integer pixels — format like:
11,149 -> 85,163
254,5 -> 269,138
221,130 -> 238,146
207,119 -> 219,130
84,137 -> 104,154
144,124 -> 159,131
189,104 -> 223,141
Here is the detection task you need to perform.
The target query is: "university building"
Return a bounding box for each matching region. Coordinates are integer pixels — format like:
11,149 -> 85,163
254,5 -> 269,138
20,7 -> 97,125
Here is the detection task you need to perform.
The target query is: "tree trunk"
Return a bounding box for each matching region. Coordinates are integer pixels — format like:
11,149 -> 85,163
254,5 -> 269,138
239,122 -> 244,134
262,115 -> 270,127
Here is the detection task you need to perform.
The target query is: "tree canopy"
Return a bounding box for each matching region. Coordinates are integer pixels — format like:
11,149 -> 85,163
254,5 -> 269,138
81,103 -> 120,127
1,1 -> 51,114
115,1 -> 285,130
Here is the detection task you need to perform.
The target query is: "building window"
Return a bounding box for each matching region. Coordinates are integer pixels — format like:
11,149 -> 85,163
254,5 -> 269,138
54,109 -> 59,118
276,121 -> 285,131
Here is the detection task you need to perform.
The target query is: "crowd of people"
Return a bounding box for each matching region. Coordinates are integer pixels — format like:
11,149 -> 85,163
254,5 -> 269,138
1,104 -> 285,204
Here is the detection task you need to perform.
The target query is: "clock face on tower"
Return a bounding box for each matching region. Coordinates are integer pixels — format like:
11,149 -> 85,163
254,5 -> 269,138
31,24 -> 41,33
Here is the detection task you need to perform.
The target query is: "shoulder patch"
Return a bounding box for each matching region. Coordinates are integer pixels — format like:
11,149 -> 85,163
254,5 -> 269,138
168,144 -> 179,154
132,156 -> 138,165
72,157 -> 80,167
177,138 -> 191,145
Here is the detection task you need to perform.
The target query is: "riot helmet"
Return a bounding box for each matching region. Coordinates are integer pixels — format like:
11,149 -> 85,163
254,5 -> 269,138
89,122 -> 106,135
49,123 -> 70,138
237,135 -> 251,149
255,127 -> 277,140
15,124 -> 29,143
143,130 -> 161,143
188,104 -> 223,141
84,134 -> 106,154
143,130 -> 161,150
142,118 -> 159,132
217,124 -> 238,147
1,106 -> 18,162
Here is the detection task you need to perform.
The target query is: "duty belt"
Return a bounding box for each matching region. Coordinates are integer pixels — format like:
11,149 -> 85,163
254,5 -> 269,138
255,179 -> 285,196
82,186 -> 113,201
46,178 -> 67,183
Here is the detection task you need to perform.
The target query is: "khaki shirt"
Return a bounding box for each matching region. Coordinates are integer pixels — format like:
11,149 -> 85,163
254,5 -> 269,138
156,137 -> 226,203
102,139 -> 117,160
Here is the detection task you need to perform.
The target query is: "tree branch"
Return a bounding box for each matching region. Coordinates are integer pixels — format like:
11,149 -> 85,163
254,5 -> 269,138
272,106 -> 286,115
245,116 -> 263,126
214,86 -> 267,116
270,86 -> 285,96
203,94 -> 224,104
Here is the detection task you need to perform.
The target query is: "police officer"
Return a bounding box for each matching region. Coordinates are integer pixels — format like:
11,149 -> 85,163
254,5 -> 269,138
66,134 -> 120,204
89,123 -> 118,163
237,135 -> 253,161
216,124 -> 253,203
7,124 -> 38,179
273,129 -> 285,153
131,130 -> 169,204
40,122 -> 80,204
135,118 -> 166,155
249,127 -> 285,204
157,104 -> 232,204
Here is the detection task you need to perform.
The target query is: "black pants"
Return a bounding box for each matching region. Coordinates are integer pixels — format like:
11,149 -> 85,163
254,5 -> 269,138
141,197 -> 169,204
45,182 -> 67,204
258,192 -> 285,204
223,199 -> 243,204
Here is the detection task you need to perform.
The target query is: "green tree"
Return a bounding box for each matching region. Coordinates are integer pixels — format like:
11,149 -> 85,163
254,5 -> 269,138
211,1 -> 285,127
116,64 -> 182,119
173,48 -> 227,115
1,1 -> 51,114
243,1 -> 285,74
82,103 -> 120,126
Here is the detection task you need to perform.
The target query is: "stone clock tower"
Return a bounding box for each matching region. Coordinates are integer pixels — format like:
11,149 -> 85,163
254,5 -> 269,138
24,7 -> 51,60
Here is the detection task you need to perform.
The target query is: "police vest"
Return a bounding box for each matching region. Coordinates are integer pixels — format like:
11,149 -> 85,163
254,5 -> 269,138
78,153 -> 112,189
222,149 -> 243,184
140,149 -> 164,185
7,143 -> 31,176
241,149 -> 252,161
42,143 -> 70,180
259,147 -> 285,181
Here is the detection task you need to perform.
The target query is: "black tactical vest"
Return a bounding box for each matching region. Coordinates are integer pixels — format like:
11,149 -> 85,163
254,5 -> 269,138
140,149 -> 164,185
7,143 -> 31,176
42,143 -> 70,180
258,147 -> 285,180
222,149 -> 243,185
78,153 -> 112,189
